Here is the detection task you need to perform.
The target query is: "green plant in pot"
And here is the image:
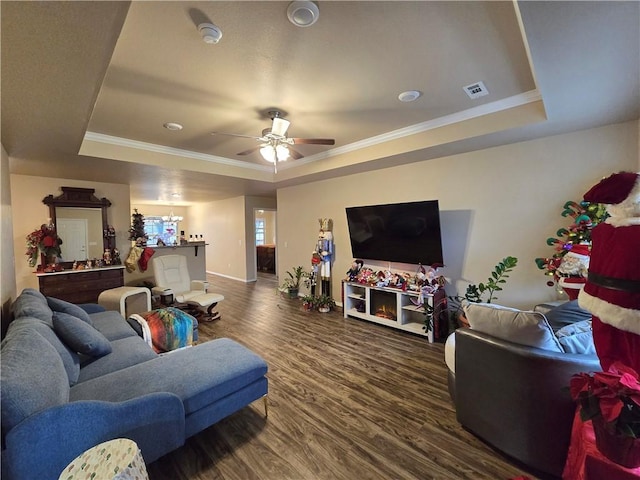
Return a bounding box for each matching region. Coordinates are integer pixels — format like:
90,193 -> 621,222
301,294 -> 315,311
279,266 -> 308,299
449,256 -> 518,328
313,294 -> 336,313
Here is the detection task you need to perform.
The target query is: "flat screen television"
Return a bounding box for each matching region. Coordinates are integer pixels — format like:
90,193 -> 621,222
345,200 -> 444,266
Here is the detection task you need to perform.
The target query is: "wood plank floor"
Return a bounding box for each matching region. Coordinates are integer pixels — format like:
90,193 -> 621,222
146,273 -> 542,480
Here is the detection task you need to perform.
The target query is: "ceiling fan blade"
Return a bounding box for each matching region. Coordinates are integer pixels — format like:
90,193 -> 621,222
211,131 -> 261,140
237,146 -> 262,156
288,148 -> 304,160
271,117 -> 290,137
291,138 -> 335,145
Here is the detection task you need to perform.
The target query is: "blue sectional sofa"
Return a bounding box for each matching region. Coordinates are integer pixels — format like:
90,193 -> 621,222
1,288 -> 268,480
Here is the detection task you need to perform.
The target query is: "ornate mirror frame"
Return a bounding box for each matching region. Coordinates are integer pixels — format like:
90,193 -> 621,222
43,187 -> 114,254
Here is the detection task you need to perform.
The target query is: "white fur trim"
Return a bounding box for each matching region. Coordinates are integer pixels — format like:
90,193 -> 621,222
578,290 -> 640,335
606,217 -> 640,227
605,172 -> 640,221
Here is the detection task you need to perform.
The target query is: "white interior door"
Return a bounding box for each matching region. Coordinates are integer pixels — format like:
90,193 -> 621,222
57,218 -> 89,261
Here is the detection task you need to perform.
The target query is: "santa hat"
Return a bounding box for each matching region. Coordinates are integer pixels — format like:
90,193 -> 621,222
584,172 -> 639,204
565,243 -> 590,259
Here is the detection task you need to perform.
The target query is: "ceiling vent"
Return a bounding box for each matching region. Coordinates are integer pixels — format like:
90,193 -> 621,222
463,81 -> 489,99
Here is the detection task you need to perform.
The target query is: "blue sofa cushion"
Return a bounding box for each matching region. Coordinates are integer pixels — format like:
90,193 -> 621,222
89,311 -> 138,341
11,290 -> 53,326
545,299 -> 592,332
21,287 -> 47,302
1,328 -> 70,431
47,296 -> 93,325
8,317 -> 81,386
70,338 -> 268,415
556,320 -> 596,354
53,312 -> 112,357
77,336 -> 157,383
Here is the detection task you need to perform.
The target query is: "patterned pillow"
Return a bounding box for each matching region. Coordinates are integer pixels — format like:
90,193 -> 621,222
52,312 -> 112,357
464,302 -> 563,352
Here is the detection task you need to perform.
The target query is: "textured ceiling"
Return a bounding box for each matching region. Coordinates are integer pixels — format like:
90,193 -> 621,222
2,1 -> 639,204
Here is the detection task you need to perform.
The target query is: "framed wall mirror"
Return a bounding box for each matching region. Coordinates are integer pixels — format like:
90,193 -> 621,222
43,187 -> 113,263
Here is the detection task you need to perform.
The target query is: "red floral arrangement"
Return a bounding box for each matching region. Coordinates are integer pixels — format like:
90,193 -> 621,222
570,362 -> 640,438
25,223 -> 63,267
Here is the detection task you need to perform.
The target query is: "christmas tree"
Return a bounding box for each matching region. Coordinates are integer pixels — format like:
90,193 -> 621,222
535,200 -> 608,286
128,209 -> 147,244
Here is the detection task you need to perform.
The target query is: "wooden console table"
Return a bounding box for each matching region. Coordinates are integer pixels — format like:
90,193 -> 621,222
38,266 -> 125,304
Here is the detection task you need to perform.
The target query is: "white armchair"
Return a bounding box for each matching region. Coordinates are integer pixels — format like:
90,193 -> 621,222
151,254 -> 224,321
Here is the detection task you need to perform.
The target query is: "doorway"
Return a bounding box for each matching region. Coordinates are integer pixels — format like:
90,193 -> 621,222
254,208 -> 277,279
57,218 -> 89,261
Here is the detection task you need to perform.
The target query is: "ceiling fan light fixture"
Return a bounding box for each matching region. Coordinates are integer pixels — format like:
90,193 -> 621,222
260,145 -> 276,163
287,1 -> 319,27
198,22 -> 223,44
275,144 -> 290,161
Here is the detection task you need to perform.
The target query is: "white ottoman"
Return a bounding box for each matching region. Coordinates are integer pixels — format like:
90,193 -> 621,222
99,286 -> 151,318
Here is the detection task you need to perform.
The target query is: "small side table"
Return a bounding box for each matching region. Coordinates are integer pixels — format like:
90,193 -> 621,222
58,438 -> 149,480
98,286 -> 151,318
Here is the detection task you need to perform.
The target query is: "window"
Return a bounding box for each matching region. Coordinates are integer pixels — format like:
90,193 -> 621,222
255,218 -> 265,246
144,217 -> 179,246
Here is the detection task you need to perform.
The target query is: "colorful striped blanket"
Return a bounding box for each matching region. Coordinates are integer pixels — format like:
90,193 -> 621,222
129,307 -> 194,353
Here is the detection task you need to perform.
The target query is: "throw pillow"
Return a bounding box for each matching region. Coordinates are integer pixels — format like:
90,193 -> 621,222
1,328 -> 70,431
52,312 -> 112,357
11,292 -> 53,325
544,300 -> 592,332
555,320 -> 596,355
464,302 -> 563,352
47,296 -> 93,325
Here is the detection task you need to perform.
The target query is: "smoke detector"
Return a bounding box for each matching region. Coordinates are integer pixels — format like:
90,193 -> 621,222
198,23 -> 222,44
287,1 -> 319,27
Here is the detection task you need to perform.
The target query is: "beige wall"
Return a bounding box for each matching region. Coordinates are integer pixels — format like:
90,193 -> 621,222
277,120 -> 639,309
10,175 -> 131,293
1,145 -> 17,331
189,195 -> 277,282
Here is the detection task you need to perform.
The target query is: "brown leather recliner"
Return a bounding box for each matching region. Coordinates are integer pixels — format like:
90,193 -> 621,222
452,328 -> 601,478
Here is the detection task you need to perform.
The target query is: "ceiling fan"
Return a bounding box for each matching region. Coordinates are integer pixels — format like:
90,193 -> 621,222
211,110 -> 335,172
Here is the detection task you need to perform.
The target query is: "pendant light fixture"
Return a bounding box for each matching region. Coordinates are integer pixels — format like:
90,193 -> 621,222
162,210 -> 183,222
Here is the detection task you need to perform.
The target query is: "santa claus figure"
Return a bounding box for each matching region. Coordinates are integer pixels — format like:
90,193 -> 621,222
578,171 -> 640,372
557,243 -> 591,300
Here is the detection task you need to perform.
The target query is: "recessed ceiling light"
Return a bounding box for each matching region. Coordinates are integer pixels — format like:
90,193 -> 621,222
398,90 -> 422,102
287,1 -> 319,27
198,22 -> 223,44
163,122 -> 183,131
171,192 -> 182,198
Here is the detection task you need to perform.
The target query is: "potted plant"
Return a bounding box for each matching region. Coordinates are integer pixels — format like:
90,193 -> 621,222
449,256 -> 518,328
301,294 -> 315,312
279,266 -> 308,299
313,294 -> 336,313
569,362 -> 640,468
